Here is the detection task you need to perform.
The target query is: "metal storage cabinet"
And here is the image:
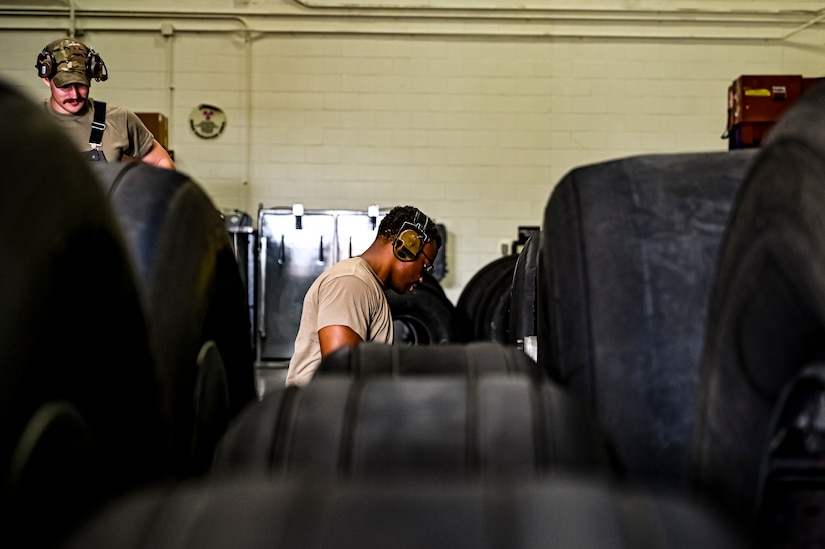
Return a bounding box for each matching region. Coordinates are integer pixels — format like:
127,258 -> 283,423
257,208 -> 335,363
336,209 -> 385,263
256,208 -> 386,364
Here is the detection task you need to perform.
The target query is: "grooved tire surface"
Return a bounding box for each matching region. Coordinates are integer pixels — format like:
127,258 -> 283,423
457,254 -> 519,342
0,83 -> 165,546
93,162 -> 256,475
60,476 -> 746,549
539,149 -> 757,488
213,373 -> 617,480
508,231 -> 541,345
319,341 -> 541,379
692,81 -> 825,533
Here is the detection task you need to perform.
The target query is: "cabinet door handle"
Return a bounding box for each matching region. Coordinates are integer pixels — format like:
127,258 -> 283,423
258,235 -> 268,340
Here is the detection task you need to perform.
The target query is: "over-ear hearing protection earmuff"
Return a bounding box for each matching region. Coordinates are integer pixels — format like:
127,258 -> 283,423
393,210 -> 430,262
35,40 -> 108,83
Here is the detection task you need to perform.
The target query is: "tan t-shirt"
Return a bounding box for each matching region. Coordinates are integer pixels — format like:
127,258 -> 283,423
42,98 -> 155,162
286,257 -> 393,387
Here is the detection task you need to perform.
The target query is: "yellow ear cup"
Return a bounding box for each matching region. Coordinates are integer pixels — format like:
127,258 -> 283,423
393,228 -> 422,262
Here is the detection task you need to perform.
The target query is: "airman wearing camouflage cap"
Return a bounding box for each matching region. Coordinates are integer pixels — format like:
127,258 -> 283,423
36,38 -> 107,88
36,37 -> 174,170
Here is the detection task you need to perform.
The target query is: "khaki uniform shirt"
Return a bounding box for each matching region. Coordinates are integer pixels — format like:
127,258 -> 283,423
286,257 -> 393,387
42,98 -> 155,162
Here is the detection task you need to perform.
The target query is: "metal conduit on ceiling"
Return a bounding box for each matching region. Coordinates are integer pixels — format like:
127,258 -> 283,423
2,1 -> 825,40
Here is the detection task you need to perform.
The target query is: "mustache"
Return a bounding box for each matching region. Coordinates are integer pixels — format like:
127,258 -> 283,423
62,97 -> 85,105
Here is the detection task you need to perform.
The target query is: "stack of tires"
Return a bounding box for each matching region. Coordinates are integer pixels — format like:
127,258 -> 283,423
62,343 -> 743,549
0,82 -> 255,547
453,230 -> 543,353
538,148 -> 757,487
529,85 -> 825,545
5,74 -> 825,548
92,162 -> 256,476
456,254 -> 519,344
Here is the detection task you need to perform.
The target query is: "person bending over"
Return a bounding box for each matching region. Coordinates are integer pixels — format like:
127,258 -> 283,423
36,37 -> 175,169
286,205 -> 441,386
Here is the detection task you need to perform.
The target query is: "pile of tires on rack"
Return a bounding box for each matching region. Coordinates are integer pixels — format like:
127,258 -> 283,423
3,75 -> 824,549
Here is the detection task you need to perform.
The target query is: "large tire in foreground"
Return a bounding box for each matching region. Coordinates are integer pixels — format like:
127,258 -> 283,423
318,341 -> 541,379
692,81 -> 825,544
539,149 -> 757,489
213,373 -> 617,480
93,162 -> 256,476
0,83 -> 166,546
60,476 -> 746,549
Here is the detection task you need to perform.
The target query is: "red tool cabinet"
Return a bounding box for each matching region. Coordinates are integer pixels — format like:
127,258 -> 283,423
726,75 -> 824,149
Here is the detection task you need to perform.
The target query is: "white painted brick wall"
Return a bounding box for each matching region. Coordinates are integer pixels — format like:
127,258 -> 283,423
2,3 -> 825,305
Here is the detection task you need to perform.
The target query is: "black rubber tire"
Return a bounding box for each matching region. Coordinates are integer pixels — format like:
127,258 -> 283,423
691,80 -> 825,536
418,271 -> 450,300
221,209 -> 256,351
538,149 -> 757,488
385,274 -> 463,345
508,231 -> 541,345
93,162 -> 256,476
60,475 -> 746,549
213,373 -> 617,480
753,364 -> 825,548
0,83 -> 166,546
456,254 -> 519,342
477,272 -> 512,343
318,341 -> 542,379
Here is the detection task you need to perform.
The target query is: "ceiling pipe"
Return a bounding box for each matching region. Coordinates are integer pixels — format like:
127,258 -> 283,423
783,7 -> 825,39
2,4 -> 823,24
65,0 -> 75,37
287,0 -> 822,20
2,5 -> 823,43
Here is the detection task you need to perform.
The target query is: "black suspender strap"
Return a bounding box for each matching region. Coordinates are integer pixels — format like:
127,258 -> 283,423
89,101 -> 106,149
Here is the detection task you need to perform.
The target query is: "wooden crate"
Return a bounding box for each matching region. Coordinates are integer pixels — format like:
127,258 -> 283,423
136,112 -> 169,150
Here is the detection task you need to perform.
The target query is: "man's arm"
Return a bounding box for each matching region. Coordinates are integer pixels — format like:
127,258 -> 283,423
318,325 -> 364,358
140,139 -> 175,170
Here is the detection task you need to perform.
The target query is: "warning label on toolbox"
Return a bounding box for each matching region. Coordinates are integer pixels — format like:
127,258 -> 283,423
744,88 -> 772,96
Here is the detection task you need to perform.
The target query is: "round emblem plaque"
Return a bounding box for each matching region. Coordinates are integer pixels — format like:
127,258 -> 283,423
189,104 -> 227,140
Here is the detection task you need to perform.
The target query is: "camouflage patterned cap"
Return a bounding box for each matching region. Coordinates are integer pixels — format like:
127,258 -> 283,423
45,38 -> 91,88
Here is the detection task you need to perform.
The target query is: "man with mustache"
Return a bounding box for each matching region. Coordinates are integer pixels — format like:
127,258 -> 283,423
37,37 -> 174,169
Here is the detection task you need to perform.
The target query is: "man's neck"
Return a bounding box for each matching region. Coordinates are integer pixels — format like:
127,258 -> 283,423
359,242 -> 392,286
